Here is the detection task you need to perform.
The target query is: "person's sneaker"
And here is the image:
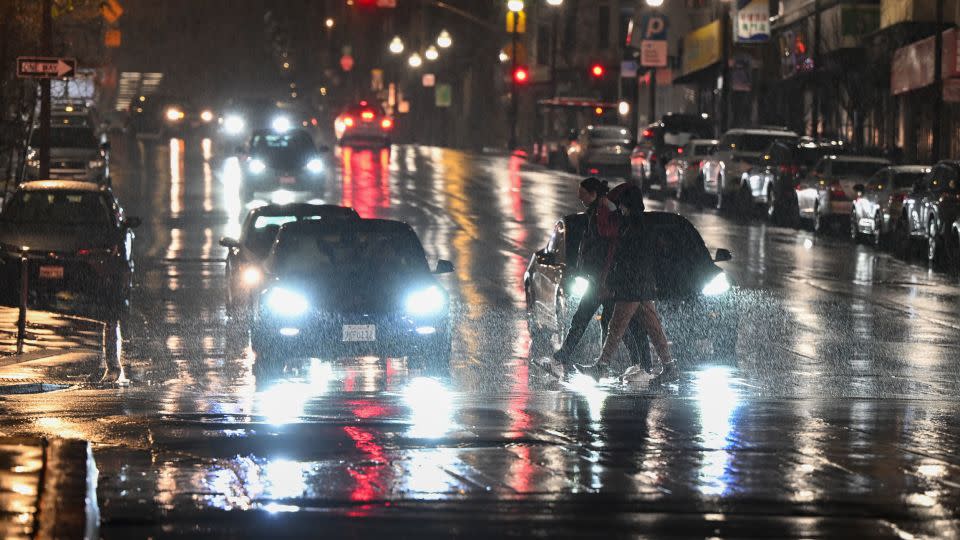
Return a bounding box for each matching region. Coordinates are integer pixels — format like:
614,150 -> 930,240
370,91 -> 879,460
649,361 -> 680,386
620,364 -> 650,383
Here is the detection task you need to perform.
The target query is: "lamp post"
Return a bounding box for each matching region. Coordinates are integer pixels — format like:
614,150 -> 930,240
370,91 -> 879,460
547,0 -> 562,98
508,1 -> 524,150
933,0 -> 945,162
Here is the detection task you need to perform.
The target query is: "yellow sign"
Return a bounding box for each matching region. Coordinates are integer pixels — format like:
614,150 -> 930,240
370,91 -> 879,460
101,0 -> 123,23
506,11 -> 526,33
682,20 -> 722,77
104,29 -> 122,48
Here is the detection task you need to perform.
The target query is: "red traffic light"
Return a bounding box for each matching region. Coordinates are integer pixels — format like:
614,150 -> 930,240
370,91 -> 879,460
591,64 -> 605,78
513,66 -> 530,83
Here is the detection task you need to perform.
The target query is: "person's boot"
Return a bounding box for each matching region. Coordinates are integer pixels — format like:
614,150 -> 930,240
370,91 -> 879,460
649,360 -> 680,386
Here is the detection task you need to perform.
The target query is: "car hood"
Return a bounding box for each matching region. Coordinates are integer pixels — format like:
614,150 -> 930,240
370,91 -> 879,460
267,271 -> 441,313
0,223 -> 119,254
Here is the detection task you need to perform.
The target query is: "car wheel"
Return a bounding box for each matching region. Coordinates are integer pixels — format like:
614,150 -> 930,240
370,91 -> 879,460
927,221 -> 941,265
872,213 -> 884,249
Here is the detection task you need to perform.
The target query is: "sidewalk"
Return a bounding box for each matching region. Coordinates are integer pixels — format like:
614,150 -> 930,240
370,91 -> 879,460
0,306 -> 103,357
0,437 -> 98,540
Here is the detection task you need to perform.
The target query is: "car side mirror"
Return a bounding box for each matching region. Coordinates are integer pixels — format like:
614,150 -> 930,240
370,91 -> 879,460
853,184 -> 865,195
536,252 -> 558,265
714,248 -> 732,262
123,216 -> 141,229
100,141 -> 111,152
434,259 -> 454,274
219,237 -> 240,249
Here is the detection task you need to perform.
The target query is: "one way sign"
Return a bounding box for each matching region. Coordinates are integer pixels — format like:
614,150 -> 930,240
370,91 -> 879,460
16,57 -> 77,79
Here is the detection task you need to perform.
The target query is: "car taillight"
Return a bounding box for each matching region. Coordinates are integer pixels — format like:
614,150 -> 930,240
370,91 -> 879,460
677,147 -> 684,154
889,193 -> 906,204
642,129 -> 653,138
829,183 -> 847,200
343,116 -> 354,127
361,110 -> 375,121
381,118 -> 393,130
779,164 -> 799,176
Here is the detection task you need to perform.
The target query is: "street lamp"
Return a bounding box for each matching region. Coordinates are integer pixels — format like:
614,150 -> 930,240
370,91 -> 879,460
645,0 -> 664,5
389,36 -> 405,55
325,18 -> 335,29
507,0 -> 524,12
437,29 -> 452,48
408,52 -> 423,68
425,45 -> 439,61
547,0 -> 563,5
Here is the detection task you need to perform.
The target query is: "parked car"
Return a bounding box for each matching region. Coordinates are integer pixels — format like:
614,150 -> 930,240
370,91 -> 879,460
894,160 -> 960,265
743,140 -> 843,225
24,126 -> 109,183
850,165 -> 929,247
0,180 -> 140,306
567,125 -> 633,177
796,155 -> 890,233
631,113 -> 714,187
664,139 -> 718,200
700,128 -> 799,210
220,203 -> 360,316
524,211 -> 738,366
948,218 -> 960,270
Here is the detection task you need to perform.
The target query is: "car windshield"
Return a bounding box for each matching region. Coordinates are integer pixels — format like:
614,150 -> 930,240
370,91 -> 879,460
31,127 -> 98,149
273,228 -> 429,275
243,214 -> 341,255
251,132 -> 314,158
1,190 -> 112,225
722,134 -> 796,153
832,161 -> 886,177
588,126 -> 631,141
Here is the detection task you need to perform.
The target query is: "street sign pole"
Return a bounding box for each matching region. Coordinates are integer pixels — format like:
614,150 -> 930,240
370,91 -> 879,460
39,0 -> 53,179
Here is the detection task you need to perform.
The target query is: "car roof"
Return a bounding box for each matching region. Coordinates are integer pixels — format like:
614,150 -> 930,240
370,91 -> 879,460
723,128 -> 798,137
248,203 -> 358,219
823,155 -> 890,163
884,165 -> 930,173
19,180 -> 105,192
689,139 -> 719,145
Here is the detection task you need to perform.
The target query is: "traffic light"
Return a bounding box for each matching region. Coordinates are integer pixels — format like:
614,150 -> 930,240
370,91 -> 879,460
590,64 -> 605,78
513,66 -> 530,84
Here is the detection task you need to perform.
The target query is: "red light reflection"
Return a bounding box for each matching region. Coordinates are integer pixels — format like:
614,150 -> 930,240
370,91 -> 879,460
340,147 -> 391,218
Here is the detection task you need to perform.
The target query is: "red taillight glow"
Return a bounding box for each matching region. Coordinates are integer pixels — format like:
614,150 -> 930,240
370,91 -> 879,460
361,111 -> 375,121
829,183 -> 847,200
311,117 -> 318,126
677,147 -> 684,154
343,116 -> 354,127
642,129 -> 653,138
381,118 -> 393,130
779,164 -> 800,176
589,168 -> 600,174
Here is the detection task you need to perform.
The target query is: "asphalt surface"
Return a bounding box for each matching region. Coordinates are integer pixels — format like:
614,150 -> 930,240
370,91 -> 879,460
1,134 -> 960,537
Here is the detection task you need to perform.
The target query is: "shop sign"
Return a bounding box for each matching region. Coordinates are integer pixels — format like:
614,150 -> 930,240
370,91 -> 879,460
735,0 -> 770,43
682,20 -> 722,77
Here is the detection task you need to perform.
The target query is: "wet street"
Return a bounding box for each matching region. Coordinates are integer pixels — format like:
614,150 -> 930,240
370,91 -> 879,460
3,135 -> 960,537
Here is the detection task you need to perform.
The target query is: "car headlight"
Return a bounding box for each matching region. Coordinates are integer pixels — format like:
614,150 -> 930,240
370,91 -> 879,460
248,158 -> 266,174
224,115 -> 245,135
264,287 -> 309,317
305,158 -> 324,174
241,266 -> 263,287
405,285 -> 445,316
88,159 -> 105,169
571,276 -> 589,297
272,116 -> 292,133
200,109 -> 214,123
166,107 -> 184,122
702,272 -> 731,296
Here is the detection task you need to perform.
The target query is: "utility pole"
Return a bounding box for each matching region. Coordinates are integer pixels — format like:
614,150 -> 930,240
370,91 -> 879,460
509,9 -> 519,151
39,0 -> 53,179
933,0 -> 945,162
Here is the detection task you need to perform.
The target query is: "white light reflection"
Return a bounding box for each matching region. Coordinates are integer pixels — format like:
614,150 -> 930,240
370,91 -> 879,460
271,190 -> 295,205
169,138 -> 185,217
403,377 -> 454,438
263,459 -> 307,500
563,373 -> 609,423
256,361 -> 333,425
693,367 -> 740,496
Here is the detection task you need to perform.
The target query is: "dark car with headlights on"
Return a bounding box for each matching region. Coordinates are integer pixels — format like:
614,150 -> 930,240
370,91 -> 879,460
239,129 -> 327,202
525,211 -> 738,365
220,203 -> 359,316
0,180 -> 140,306
250,219 -> 454,366
24,126 -> 109,183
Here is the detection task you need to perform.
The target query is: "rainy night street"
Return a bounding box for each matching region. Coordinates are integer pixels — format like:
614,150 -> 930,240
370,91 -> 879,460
2,136 -> 960,538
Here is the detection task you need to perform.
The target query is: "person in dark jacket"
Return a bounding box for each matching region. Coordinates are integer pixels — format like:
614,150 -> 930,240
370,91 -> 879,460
591,185 -> 677,385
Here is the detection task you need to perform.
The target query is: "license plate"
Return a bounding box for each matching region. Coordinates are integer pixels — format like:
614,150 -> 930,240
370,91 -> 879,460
342,324 -> 376,342
279,176 -> 296,185
39,265 -> 64,280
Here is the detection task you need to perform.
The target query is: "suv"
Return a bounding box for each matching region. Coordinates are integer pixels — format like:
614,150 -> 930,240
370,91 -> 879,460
631,113 -> 714,187
567,125 -> 633,177
700,128 -> 799,210
745,140 -> 843,225
894,160 -> 960,264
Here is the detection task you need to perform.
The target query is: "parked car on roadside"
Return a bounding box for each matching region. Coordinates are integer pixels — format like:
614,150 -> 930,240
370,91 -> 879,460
630,113 -> 714,187
664,139 -> 718,200
796,155 -> 890,233
742,140 -> 842,225
893,160 -> 960,265
567,125 -> 633,177
850,165 -> 929,247
700,127 -> 799,210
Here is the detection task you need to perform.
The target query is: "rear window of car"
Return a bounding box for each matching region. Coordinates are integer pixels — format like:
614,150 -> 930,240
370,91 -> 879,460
693,144 -> 717,156
1,190 -> 112,225
31,127 -> 98,149
589,126 -> 631,140
831,161 -> 886,177
892,172 -> 927,189
721,134 -> 797,153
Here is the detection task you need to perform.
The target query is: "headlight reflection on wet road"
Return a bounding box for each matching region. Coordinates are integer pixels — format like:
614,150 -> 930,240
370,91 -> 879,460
403,377 -> 454,438
693,366 -> 741,496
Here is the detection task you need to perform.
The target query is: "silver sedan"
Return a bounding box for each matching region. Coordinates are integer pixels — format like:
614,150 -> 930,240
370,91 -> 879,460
850,165 -> 929,247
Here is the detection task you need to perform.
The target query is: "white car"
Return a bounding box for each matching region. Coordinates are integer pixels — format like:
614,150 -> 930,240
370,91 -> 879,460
850,165 -> 929,246
796,155 -> 890,233
664,139 -> 717,200
567,125 -> 633,177
700,128 -> 799,209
